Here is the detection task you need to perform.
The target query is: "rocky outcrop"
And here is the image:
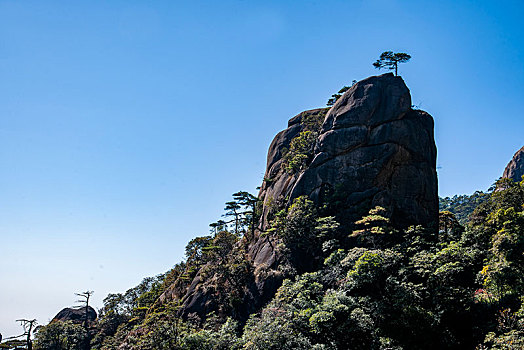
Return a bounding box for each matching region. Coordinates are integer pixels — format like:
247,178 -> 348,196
246,73 -> 438,310
502,146 -> 524,182
52,306 -> 97,324
257,73 -> 437,231
162,73 -> 438,323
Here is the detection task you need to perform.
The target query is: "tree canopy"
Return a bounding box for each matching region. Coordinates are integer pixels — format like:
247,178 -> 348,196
373,51 -> 411,76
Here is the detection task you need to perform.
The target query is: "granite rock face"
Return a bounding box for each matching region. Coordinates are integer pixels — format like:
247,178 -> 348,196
503,146 -> 524,182
258,73 -> 437,231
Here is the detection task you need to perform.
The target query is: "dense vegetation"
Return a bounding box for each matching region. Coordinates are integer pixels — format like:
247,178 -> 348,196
5,176 -> 519,349
439,190 -> 490,225
282,109 -> 328,174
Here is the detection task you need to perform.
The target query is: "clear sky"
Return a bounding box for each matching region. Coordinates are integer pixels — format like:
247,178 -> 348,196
1,0 -> 523,338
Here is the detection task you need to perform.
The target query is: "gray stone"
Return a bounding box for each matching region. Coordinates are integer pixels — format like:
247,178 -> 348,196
257,73 -> 437,233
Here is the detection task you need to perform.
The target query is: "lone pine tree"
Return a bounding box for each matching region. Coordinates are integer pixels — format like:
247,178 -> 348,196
373,51 -> 411,76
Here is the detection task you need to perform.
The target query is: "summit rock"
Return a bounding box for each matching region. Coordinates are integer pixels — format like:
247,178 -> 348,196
251,73 -> 438,266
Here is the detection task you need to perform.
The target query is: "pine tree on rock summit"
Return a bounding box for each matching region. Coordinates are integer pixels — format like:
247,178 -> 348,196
373,51 -> 411,76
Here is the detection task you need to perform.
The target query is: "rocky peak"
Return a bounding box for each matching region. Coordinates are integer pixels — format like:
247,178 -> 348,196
502,145 -> 524,182
162,73 -> 439,323
257,73 -> 437,232
244,73 -> 438,314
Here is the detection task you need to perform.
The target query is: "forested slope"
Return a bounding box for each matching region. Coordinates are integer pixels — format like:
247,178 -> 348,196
7,75 -> 523,350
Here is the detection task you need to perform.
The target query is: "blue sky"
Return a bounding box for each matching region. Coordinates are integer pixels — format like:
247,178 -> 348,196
1,0 -> 524,337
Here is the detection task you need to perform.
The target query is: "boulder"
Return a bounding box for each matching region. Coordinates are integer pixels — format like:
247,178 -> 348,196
52,306 -> 97,324
257,73 -> 437,232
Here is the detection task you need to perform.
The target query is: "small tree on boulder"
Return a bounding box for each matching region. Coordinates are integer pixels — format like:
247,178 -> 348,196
373,51 -> 411,76
327,86 -> 350,106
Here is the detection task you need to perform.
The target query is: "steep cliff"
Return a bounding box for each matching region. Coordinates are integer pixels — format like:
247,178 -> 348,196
36,75 -> 524,350
503,145 -> 524,182
258,73 -> 437,228
249,73 -> 437,282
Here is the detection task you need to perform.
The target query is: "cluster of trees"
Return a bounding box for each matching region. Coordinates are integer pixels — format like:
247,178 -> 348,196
173,178 -> 522,349
8,176 -> 523,349
282,109 -> 328,174
1,191 -> 262,350
439,191 -> 490,225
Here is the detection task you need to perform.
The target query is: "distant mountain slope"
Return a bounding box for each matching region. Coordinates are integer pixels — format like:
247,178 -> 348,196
439,191 -> 490,225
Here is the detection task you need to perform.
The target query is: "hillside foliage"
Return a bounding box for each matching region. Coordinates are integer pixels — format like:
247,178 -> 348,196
282,109 -> 327,174
5,178 -> 524,349
439,191 -> 490,225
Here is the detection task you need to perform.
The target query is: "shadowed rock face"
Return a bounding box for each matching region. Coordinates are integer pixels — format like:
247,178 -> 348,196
258,73 -> 437,231
52,306 -> 97,324
503,146 -> 524,182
